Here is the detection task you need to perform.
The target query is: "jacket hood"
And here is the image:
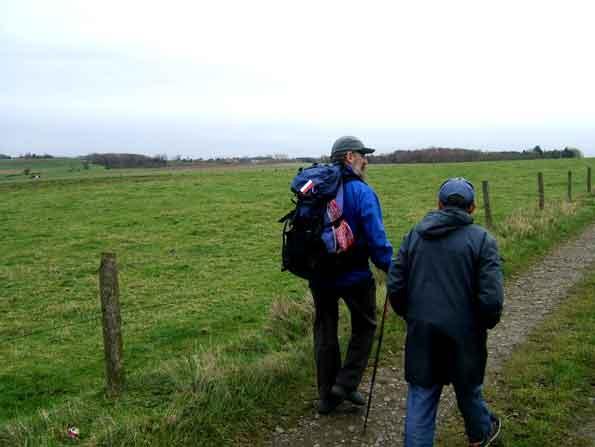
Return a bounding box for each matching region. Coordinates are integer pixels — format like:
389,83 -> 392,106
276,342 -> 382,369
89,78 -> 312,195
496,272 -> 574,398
415,207 -> 474,239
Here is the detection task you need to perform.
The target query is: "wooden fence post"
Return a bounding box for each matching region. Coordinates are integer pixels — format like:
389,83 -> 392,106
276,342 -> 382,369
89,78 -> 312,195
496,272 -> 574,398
538,172 -> 544,210
567,171 -> 572,202
481,180 -> 493,229
588,167 -> 592,194
99,252 -> 125,397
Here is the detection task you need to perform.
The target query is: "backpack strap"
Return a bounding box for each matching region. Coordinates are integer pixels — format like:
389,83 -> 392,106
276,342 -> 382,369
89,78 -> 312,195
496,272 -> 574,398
278,209 -> 295,223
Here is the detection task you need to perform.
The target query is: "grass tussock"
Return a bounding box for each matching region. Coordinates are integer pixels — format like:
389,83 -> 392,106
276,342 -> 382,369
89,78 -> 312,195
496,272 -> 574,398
496,200 -> 578,241
160,349 -> 225,395
491,196 -> 594,276
265,292 -> 314,343
0,398 -> 91,447
132,343 -> 312,446
0,338 -> 316,447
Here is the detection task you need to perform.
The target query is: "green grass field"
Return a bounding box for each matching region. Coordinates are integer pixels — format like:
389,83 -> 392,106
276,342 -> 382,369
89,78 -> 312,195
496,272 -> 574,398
1,157 -> 594,445
0,157 -> 210,183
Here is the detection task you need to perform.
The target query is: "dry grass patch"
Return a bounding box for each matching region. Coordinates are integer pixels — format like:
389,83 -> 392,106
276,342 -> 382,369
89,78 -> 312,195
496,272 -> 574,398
266,292 -> 314,343
497,200 -> 578,245
160,349 -> 226,395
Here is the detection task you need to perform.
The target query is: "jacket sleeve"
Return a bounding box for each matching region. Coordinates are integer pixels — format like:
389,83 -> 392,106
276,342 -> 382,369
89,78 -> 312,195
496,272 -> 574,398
387,233 -> 410,318
359,187 -> 393,272
477,233 -> 504,329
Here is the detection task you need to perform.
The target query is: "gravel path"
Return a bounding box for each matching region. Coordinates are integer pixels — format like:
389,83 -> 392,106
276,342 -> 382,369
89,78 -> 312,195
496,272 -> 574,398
268,223 -> 595,447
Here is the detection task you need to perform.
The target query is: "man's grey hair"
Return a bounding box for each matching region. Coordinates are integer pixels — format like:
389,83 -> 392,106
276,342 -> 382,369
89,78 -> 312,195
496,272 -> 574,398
331,151 -> 349,163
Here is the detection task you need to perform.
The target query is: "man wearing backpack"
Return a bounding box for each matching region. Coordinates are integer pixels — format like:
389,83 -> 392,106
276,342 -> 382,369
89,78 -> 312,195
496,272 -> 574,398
387,178 -> 503,446
310,136 -> 393,415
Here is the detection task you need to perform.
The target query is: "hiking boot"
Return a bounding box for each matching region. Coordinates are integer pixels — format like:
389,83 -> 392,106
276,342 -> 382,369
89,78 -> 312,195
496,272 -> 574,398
318,394 -> 344,415
330,384 -> 366,406
469,415 -> 502,447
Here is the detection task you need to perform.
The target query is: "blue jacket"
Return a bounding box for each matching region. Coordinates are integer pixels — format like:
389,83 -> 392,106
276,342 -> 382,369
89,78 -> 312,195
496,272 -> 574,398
310,166 -> 393,288
387,207 -> 503,387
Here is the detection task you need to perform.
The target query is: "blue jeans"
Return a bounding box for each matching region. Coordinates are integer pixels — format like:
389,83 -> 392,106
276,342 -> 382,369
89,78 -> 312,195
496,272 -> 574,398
404,383 -> 493,446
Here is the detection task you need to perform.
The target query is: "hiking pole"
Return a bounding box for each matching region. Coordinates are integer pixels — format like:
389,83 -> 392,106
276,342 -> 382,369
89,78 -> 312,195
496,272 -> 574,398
363,292 -> 390,435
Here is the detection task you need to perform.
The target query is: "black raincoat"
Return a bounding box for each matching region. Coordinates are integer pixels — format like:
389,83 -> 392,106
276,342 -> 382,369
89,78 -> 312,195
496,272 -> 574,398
387,207 -> 503,387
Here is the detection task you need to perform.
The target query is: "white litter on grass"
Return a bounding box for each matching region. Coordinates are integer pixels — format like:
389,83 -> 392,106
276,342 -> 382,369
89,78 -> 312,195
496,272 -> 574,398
67,426 -> 80,439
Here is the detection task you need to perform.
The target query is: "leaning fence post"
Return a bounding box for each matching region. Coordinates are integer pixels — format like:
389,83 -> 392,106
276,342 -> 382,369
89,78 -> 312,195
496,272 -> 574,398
481,180 -> 493,229
537,172 -> 544,210
567,171 -> 572,202
99,252 -> 125,397
588,167 -> 592,194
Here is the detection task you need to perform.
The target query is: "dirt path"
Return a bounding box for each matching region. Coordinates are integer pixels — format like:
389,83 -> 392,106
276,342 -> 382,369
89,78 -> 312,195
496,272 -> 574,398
268,223 -> 595,447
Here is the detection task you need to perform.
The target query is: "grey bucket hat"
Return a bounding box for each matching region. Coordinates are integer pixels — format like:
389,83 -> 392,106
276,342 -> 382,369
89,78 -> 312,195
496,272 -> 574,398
330,136 -> 375,158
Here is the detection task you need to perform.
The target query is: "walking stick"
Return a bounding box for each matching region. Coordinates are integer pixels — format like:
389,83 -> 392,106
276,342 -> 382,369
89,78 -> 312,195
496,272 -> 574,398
363,293 -> 390,434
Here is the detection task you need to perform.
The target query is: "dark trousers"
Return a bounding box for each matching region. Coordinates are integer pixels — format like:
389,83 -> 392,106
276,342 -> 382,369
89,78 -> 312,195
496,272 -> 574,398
310,279 -> 377,400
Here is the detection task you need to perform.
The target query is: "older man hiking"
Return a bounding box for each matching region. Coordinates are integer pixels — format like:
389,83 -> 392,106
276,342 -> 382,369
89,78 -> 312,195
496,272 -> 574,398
387,178 -> 503,446
309,136 -> 393,415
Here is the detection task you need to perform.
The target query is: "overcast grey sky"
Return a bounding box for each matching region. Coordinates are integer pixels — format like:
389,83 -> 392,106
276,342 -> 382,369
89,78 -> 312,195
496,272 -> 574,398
1,1 -> 594,158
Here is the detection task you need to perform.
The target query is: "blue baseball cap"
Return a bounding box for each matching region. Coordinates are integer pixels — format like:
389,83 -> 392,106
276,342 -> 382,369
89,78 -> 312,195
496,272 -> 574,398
438,177 -> 475,206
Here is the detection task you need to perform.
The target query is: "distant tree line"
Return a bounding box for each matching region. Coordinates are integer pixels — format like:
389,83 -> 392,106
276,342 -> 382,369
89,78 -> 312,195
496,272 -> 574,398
169,153 -> 319,166
1,153 -> 55,159
140,146 -> 586,167
366,146 -> 583,164
1,146 -> 585,167
86,153 -> 168,169
0,153 -> 58,159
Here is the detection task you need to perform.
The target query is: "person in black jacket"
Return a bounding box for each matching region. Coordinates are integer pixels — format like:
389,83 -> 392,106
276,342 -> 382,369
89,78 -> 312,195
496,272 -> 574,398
387,178 -> 504,447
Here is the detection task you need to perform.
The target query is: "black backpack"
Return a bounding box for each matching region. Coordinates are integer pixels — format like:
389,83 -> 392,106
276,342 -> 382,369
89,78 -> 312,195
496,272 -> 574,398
278,163 -> 360,280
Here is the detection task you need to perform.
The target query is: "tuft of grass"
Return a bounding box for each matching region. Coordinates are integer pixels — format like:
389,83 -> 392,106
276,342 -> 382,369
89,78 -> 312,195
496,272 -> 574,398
497,200 -> 577,240
159,350 -> 225,394
0,340 -> 316,446
91,345 -> 314,446
265,292 -> 314,343
492,195 -> 595,276
496,201 -> 578,240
